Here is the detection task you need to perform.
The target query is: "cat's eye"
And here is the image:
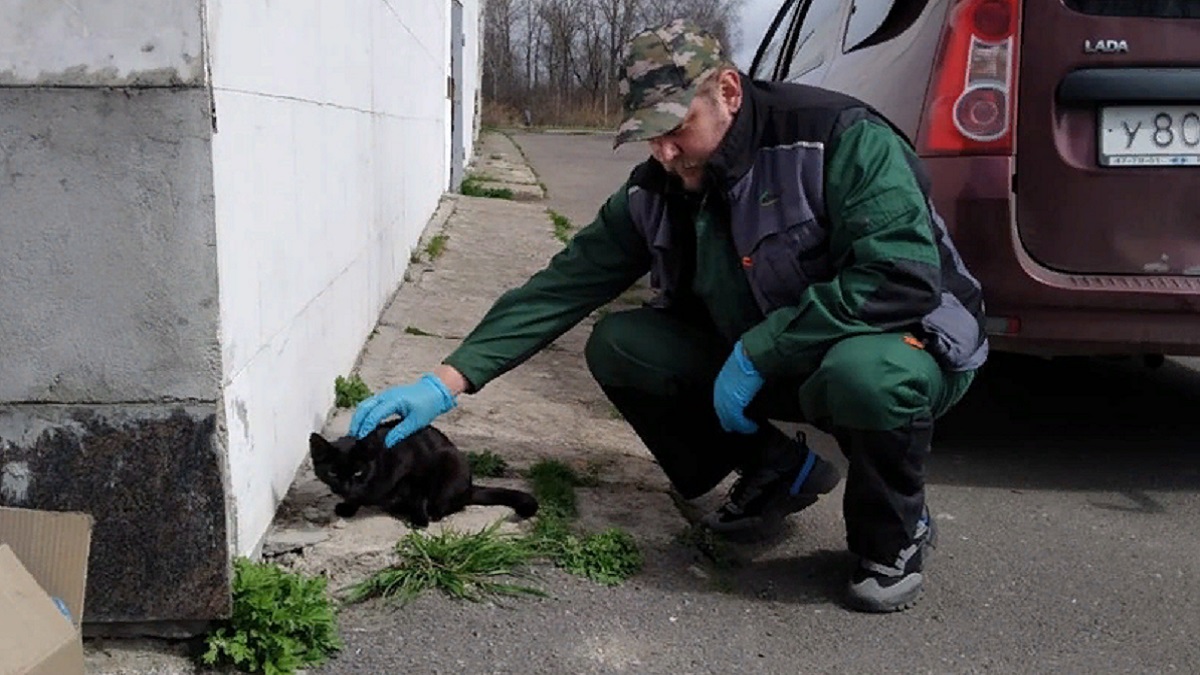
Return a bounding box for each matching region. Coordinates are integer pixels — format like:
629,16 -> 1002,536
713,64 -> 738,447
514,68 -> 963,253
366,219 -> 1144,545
353,469 -> 366,478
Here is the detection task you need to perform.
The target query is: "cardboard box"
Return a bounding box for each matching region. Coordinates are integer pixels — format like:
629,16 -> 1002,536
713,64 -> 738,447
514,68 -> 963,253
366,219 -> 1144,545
0,507 -> 93,675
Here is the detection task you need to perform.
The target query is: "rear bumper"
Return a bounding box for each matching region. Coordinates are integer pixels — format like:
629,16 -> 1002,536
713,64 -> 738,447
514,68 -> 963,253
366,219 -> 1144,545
925,155 -> 1200,356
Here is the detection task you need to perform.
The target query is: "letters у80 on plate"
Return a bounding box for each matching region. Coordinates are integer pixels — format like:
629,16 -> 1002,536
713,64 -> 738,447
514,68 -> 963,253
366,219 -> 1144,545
1099,105 -> 1200,167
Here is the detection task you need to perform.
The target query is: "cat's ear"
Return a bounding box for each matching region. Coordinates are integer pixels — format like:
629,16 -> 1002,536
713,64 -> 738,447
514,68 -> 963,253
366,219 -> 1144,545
309,433 -> 336,462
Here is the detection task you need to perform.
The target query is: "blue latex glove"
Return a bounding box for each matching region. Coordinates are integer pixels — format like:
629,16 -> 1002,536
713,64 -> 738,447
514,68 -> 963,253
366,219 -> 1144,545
349,373 -> 457,447
713,340 -> 764,434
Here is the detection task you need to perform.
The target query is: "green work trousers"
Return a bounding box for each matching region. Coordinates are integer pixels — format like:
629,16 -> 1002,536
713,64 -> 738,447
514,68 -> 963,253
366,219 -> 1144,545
584,307 -> 976,564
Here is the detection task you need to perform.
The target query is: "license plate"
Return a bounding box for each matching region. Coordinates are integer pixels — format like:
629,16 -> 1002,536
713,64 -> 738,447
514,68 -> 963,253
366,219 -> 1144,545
1099,105 -> 1200,167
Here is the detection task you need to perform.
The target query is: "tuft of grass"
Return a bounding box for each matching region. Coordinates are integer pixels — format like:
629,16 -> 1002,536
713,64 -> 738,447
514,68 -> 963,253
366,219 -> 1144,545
467,450 -> 508,477
404,325 -> 439,337
200,558 -> 342,675
461,176 -> 514,199
547,209 -> 574,243
424,234 -> 449,260
334,374 -> 372,409
343,523 -> 544,605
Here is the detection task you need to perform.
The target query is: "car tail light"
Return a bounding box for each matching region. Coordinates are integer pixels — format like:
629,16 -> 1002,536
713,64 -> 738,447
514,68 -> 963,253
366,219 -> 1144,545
919,0 -> 1021,155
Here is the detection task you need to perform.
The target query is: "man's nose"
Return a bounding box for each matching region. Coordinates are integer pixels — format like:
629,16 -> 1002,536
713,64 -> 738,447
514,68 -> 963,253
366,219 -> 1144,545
649,137 -> 679,164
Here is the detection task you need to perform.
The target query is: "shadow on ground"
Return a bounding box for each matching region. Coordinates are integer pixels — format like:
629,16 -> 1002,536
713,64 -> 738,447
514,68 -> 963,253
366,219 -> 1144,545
929,353 -> 1200,495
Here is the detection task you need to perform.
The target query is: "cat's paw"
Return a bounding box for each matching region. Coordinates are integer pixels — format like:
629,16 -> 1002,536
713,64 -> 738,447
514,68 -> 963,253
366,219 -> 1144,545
334,502 -> 359,518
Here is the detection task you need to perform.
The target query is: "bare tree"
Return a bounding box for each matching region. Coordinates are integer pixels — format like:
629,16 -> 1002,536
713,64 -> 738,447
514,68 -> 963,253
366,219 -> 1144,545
483,0 -> 518,102
480,0 -> 746,127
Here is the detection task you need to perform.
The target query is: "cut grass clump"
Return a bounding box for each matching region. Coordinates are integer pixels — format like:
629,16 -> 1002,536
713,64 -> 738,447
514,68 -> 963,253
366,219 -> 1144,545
334,374 -> 372,408
200,558 -> 342,675
467,450 -> 508,477
344,523 -> 544,605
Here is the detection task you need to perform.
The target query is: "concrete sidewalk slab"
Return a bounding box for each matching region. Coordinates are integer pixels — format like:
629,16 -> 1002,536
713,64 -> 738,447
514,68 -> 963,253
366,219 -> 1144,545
463,131 -> 545,201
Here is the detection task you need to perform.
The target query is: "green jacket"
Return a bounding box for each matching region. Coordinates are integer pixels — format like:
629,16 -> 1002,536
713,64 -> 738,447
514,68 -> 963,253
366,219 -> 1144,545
444,77 -> 988,391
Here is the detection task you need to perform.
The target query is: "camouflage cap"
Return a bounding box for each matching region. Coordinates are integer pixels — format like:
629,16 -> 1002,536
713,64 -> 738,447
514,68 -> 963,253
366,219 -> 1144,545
613,19 -> 726,149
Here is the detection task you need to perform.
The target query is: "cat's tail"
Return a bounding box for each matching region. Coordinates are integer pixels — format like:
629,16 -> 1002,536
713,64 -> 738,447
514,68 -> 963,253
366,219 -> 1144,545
469,486 -> 539,519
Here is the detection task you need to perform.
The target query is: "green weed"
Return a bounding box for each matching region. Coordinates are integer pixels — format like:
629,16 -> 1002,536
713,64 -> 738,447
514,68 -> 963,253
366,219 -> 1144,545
467,450 -> 509,477
199,558 -> 342,675
552,529 -> 643,586
547,209 -> 574,243
526,460 -> 582,519
461,176 -> 514,200
424,234 -> 449,260
334,374 -> 372,409
525,459 -> 642,585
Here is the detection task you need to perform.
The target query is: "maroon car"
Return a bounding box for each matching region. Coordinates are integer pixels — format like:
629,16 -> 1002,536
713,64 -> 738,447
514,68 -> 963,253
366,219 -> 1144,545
750,0 -> 1200,358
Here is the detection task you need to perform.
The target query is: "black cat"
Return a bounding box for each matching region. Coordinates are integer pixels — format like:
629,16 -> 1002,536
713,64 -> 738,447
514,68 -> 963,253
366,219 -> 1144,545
309,420 -> 538,529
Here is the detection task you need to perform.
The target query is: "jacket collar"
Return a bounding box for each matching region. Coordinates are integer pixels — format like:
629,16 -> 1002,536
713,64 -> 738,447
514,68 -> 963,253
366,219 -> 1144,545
703,73 -> 762,194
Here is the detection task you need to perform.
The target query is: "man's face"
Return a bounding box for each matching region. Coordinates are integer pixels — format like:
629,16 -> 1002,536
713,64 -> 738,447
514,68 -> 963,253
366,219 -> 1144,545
647,71 -> 740,192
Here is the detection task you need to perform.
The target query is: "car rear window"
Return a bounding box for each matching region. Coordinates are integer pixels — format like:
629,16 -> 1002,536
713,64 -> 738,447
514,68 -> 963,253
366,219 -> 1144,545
1065,0 -> 1200,18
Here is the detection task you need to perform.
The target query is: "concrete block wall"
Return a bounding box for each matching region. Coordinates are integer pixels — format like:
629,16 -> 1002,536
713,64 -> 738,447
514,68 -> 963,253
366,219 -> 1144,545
0,0 -> 482,625
0,0 -> 229,623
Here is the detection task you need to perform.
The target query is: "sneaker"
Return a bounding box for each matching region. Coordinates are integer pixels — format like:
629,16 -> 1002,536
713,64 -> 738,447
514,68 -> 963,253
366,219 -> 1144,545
701,434 -> 840,536
846,509 -> 938,613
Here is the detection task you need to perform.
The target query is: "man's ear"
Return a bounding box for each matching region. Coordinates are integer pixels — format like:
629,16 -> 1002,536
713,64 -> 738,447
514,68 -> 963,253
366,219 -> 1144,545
718,68 -> 743,115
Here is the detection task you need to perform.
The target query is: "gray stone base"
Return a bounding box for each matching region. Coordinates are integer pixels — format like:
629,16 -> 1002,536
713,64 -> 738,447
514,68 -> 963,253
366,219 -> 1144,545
82,620 -> 215,640
0,404 -> 231,622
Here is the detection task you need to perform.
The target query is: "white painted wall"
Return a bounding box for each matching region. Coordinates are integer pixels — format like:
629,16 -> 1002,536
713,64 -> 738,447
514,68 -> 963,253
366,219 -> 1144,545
206,0 -> 481,554
0,0 -> 205,85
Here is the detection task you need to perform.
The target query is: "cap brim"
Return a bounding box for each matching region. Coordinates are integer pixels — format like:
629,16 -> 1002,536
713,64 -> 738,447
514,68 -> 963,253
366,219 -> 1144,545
612,82 -> 701,149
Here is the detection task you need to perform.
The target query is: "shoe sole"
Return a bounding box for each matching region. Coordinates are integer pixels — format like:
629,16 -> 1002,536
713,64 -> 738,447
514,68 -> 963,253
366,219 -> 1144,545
846,573 -> 925,613
845,516 -> 938,613
699,492 -> 821,538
